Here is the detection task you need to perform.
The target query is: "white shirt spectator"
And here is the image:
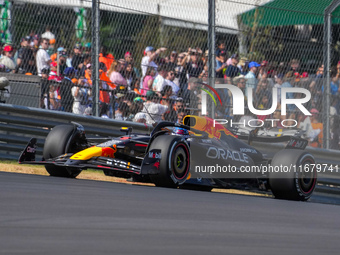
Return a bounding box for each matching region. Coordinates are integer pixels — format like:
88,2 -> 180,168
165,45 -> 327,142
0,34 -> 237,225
41,31 -> 55,40
165,79 -> 180,96
142,102 -> 168,124
0,56 -> 15,70
71,86 -> 87,115
244,71 -> 257,97
141,56 -> 157,78
36,48 -> 51,76
152,74 -> 166,92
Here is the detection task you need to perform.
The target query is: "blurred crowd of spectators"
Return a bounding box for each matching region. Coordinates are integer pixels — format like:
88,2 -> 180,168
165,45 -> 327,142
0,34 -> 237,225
1,29 -> 340,148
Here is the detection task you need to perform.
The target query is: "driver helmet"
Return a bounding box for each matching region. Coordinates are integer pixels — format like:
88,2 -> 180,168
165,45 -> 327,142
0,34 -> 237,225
173,127 -> 189,136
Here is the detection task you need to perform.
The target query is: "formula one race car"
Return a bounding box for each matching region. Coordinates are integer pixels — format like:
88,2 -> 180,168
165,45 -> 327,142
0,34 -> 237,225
19,115 -> 317,201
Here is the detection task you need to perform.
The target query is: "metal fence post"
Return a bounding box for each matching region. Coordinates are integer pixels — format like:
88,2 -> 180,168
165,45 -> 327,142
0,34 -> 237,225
92,0 -> 100,117
323,0 -> 340,149
208,0 -> 216,118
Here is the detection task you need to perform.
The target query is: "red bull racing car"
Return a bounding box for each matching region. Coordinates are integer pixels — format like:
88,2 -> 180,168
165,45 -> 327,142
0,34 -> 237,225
19,115 -> 317,201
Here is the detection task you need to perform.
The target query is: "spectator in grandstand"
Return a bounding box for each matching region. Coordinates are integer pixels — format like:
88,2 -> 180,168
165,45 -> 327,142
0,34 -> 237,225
141,66 -> 156,96
99,78 -> 111,109
174,53 -> 187,89
124,51 -> 133,64
124,51 -> 140,79
313,64 -> 324,96
257,60 -> 268,80
40,67 -> 50,109
180,77 -> 200,112
84,107 -> 92,116
164,68 -> 180,96
16,36 -> 35,75
36,38 -> 51,76
99,102 -> 109,118
99,45 -> 114,71
160,85 -> 173,107
225,54 -> 241,83
300,72 -> 310,89
133,112 -> 147,123
308,108 -> 323,148
141,90 -> 168,125
48,61 -> 62,82
308,80 -> 322,111
216,40 -> 226,57
141,46 -> 166,78
47,38 -> 56,57
59,67 -> 76,112
0,45 -> 15,72
202,50 -> 209,66
167,51 -> 178,70
58,49 -> 68,76
245,61 -> 260,97
31,34 -> 39,53
66,51 -> 73,68
115,102 -> 129,121
255,78 -> 272,107
233,74 -> 247,92
238,57 -> 248,75
289,59 -> 300,72
123,61 -> 137,89
274,73 -> 284,102
84,63 -> 93,86
215,50 -> 228,79
173,98 -> 185,113
198,64 -> 209,81
126,97 -> 143,121
71,43 -> 84,71
162,109 -> 177,122
330,95 -> 338,128
152,64 -> 168,93
99,61 -> 114,90
71,77 -> 89,115
217,74 -> 242,119
118,59 -> 127,76
48,81 -> 61,111
79,54 -> 91,77
322,70 -> 339,96
50,47 -> 65,62
330,115 -> 340,150
255,90 -> 272,122
108,60 -> 127,87
41,26 -> 55,41
84,42 -> 91,55
131,78 -> 141,95
182,48 -> 204,79
176,109 -> 186,124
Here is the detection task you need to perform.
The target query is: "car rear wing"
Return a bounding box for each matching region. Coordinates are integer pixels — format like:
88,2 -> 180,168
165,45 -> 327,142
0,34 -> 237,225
237,132 -> 308,150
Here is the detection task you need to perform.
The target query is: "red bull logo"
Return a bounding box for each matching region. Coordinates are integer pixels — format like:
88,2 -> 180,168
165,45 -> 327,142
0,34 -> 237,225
101,144 -> 117,158
184,115 -> 236,139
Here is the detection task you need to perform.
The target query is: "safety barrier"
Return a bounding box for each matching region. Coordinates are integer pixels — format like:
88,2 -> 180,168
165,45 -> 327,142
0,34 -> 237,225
0,103 -> 152,160
0,103 -> 339,196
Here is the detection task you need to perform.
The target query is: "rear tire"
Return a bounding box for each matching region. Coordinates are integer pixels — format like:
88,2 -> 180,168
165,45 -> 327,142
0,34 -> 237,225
43,124 -> 83,178
149,135 -> 190,188
269,149 -> 317,201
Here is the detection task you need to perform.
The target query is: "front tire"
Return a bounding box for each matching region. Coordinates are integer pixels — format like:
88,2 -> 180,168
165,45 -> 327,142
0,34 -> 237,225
149,135 -> 190,188
43,124 -> 84,178
269,149 -> 317,201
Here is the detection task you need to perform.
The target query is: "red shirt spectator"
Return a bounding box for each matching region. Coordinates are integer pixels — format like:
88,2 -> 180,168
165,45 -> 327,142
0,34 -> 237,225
99,45 -> 114,71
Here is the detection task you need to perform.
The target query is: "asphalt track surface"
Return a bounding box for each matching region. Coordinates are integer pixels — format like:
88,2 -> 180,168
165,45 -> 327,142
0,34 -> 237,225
1,171 -> 340,255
